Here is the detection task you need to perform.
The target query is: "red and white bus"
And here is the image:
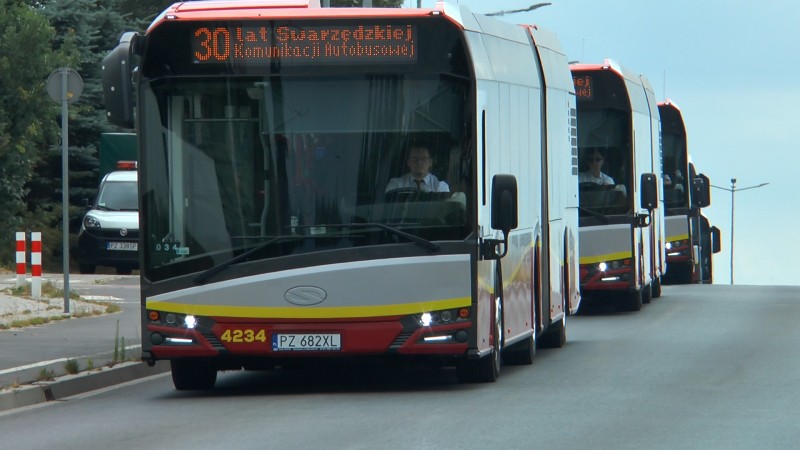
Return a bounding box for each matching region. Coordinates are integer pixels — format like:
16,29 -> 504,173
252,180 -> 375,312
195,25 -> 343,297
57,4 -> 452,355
571,60 -> 664,311
102,0 -> 580,390
658,99 -> 720,284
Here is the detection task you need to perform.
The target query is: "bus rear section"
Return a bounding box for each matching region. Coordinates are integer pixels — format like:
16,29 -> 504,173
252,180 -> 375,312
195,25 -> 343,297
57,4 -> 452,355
571,60 -> 661,311
102,0 -> 578,390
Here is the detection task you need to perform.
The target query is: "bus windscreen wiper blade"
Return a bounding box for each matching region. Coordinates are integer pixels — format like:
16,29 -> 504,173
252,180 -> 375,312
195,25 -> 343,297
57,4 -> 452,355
578,207 -> 609,224
194,235 -> 298,285
339,223 -> 441,252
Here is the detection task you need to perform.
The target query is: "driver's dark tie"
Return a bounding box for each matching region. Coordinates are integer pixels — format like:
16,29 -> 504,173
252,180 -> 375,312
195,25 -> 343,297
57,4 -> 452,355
414,179 -> 423,190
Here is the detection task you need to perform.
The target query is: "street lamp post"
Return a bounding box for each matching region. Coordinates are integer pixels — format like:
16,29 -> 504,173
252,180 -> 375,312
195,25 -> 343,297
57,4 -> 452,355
711,178 -> 769,285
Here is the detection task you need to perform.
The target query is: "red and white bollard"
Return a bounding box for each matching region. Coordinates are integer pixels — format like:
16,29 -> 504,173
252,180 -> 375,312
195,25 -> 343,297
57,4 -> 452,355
15,231 -> 26,288
31,232 -> 42,299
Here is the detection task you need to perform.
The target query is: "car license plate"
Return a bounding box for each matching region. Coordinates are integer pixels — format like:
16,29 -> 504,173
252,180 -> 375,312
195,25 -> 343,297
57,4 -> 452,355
272,333 -> 341,351
108,242 -> 137,251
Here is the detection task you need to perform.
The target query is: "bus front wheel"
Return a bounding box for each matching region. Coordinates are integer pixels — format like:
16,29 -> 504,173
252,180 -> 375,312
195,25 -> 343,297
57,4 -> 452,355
171,359 -> 217,390
619,289 -> 643,312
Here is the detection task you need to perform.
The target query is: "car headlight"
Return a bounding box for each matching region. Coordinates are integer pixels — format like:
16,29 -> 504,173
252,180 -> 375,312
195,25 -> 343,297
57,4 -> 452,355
83,215 -> 102,229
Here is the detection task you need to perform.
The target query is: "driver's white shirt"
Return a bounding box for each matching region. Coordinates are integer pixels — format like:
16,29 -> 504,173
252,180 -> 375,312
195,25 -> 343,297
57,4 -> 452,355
385,173 -> 450,192
579,171 -> 615,186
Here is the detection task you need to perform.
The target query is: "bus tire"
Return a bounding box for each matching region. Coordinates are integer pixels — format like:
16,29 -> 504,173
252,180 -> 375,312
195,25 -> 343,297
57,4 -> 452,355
619,289 -> 643,312
540,288 -> 567,349
504,333 -> 535,365
540,314 -> 566,349
171,359 -> 217,390
652,276 -> 662,298
642,282 -> 652,304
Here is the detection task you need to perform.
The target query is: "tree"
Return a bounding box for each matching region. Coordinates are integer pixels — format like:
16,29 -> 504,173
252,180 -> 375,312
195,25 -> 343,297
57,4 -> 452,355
0,0 -> 62,270
24,0 -> 132,272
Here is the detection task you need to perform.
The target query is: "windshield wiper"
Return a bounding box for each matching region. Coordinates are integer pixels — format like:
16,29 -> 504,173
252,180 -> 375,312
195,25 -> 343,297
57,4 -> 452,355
336,223 -> 441,252
578,207 -> 609,224
194,235 -> 301,285
194,224 -> 440,285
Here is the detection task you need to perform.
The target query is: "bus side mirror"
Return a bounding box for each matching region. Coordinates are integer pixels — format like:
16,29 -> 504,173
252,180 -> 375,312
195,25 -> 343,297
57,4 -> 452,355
491,174 -> 518,234
691,174 -> 711,208
482,174 -> 518,260
102,32 -> 138,129
640,173 -> 658,211
711,226 -> 721,254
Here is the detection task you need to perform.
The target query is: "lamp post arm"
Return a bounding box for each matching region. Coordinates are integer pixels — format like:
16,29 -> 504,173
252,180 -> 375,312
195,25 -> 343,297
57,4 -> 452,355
485,2 -> 552,16
735,182 -> 769,192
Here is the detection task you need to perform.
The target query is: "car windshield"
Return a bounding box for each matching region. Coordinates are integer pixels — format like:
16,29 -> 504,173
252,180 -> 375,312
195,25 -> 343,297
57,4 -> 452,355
96,180 -> 138,211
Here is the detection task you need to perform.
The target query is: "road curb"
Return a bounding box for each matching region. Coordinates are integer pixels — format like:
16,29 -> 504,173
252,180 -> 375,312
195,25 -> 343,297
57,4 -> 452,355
0,360 -> 169,413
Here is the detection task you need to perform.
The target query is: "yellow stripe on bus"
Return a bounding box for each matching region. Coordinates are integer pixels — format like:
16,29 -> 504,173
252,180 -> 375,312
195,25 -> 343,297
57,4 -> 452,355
146,297 -> 471,319
579,250 -> 633,265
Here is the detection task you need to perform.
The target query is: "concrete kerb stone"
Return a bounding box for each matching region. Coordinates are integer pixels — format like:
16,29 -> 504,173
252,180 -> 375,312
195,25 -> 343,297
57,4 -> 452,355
0,384 -> 47,412
0,361 -> 170,413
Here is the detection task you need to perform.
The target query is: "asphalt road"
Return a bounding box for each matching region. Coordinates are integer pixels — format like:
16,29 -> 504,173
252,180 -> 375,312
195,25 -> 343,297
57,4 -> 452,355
0,275 -> 141,387
2,283 -> 799,449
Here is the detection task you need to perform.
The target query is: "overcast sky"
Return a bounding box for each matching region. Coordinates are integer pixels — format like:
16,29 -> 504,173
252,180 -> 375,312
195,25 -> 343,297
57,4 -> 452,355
407,0 -> 798,286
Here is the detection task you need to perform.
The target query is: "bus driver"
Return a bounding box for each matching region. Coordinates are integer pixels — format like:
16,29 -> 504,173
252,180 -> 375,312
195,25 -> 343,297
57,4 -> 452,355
579,148 -> 615,186
385,145 -> 450,193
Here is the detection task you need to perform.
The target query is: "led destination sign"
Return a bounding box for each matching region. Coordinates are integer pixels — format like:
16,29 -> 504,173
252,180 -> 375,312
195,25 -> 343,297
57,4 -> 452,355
192,23 -> 417,66
573,74 -> 593,100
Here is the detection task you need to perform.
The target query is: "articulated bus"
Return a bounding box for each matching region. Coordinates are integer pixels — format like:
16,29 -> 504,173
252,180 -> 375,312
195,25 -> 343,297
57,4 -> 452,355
102,0 -> 580,389
658,99 -> 720,284
570,60 -> 664,311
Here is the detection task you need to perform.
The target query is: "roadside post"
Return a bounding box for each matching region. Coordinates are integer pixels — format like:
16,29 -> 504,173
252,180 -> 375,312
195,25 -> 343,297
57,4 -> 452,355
47,67 -> 83,313
15,232 -> 25,288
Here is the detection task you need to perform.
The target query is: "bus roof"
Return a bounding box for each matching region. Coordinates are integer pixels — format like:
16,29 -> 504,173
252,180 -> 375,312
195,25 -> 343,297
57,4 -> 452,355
570,59 -> 624,77
658,99 -> 686,135
658,98 -> 682,111
150,0 -> 443,32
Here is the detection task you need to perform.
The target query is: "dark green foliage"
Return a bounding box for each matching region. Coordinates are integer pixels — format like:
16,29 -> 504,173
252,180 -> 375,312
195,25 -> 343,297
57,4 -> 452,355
0,0 -> 61,269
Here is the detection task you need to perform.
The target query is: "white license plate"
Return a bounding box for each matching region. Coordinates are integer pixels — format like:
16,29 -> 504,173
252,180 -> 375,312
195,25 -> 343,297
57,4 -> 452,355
107,242 -> 138,251
272,333 -> 341,351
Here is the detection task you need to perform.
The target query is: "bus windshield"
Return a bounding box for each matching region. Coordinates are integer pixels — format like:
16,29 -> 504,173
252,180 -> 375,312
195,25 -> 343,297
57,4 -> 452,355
576,108 -> 632,217
661,132 -> 689,210
139,74 -> 472,278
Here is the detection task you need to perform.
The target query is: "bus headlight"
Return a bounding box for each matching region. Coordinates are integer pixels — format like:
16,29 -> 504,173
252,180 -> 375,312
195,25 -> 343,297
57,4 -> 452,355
420,312 -> 433,327
148,310 -> 203,330
415,308 -> 470,327
184,315 -> 197,329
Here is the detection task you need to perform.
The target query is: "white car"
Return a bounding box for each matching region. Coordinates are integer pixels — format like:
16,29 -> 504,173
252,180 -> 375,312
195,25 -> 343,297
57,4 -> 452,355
76,168 -> 139,274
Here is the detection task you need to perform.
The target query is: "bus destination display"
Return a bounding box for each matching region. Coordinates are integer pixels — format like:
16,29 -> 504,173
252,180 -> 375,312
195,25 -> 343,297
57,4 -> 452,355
573,74 -> 593,100
192,23 -> 417,66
